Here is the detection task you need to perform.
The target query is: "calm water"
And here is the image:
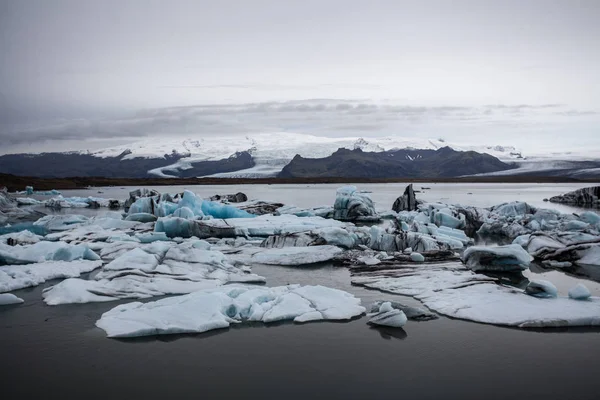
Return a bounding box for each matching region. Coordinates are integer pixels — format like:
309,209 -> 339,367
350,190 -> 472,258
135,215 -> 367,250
3,183 -> 600,399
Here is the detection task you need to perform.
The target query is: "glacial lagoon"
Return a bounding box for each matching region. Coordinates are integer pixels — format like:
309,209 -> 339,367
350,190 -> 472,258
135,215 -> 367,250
2,182 -> 600,399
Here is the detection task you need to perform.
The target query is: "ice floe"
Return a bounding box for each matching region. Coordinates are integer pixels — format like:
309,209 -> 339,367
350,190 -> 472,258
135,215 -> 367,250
352,261 -> 600,328
42,242 -> 265,305
95,284 -> 365,338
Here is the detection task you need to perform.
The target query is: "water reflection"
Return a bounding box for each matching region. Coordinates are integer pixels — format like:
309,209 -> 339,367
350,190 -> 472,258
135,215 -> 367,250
370,326 -> 408,340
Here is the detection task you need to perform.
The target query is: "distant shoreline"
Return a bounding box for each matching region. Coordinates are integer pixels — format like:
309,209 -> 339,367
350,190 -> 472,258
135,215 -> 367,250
1,173 -> 599,192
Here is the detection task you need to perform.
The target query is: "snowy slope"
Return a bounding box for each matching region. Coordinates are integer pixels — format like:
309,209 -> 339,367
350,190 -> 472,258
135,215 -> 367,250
86,133 -> 528,178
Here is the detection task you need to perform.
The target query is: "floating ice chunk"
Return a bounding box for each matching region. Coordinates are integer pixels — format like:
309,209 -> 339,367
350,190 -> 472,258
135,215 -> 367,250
463,244 -> 532,272
252,245 -> 343,266
0,260 -> 103,292
569,284 -> 591,300
0,241 -> 100,264
95,284 -> 365,338
369,300 -> 438,321
332,186 -> 378,221
367,302 -> 407,327
0,293 -> 24,305
410,252 -> 425,262
25,186 -> 34,195
525,280 -> 558,298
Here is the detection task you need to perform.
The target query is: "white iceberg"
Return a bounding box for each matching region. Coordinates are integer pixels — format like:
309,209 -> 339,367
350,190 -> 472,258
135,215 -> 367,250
525,280 -> 558,298
569,283 -> 591,300
95,284 -> 366,338
367,302 -> 407,328
332,186 -> 378,221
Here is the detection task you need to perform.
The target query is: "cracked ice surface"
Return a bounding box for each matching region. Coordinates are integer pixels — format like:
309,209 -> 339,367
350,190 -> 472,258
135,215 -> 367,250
352,262 -> 600,328
95,284 -> 366,338
0,260 -> 103,292
42,242 -> 265,305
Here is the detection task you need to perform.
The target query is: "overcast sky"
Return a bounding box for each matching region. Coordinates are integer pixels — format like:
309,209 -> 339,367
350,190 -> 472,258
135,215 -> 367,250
1,0 -> 599,154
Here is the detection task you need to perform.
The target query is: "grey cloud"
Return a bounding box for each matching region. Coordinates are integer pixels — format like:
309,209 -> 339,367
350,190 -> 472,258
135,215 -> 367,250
0,100 -> 596,152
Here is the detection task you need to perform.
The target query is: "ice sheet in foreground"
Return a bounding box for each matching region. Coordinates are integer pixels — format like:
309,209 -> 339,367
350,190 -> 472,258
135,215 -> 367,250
352,262 -> 600,328
95,284 -> 366,338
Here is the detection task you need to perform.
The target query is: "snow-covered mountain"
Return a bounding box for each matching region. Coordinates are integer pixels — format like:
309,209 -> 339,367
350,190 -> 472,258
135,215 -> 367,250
85,133 -> 526,178
2,132 -> 598,178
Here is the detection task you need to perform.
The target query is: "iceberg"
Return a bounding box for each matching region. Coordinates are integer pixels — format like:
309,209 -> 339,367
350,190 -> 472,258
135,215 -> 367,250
0,293 -> 24,305
369,300 -> 438,321
332,186 -> 378,222
462,244 -> 532,272
569,283 -> 591,300
367,302 -> 407,328
95,284 -> 365,338
525,280 -> 558,298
